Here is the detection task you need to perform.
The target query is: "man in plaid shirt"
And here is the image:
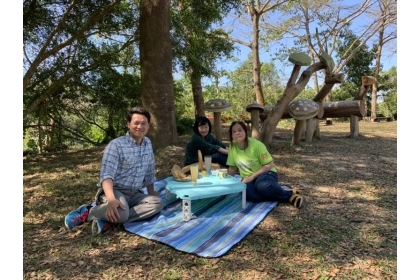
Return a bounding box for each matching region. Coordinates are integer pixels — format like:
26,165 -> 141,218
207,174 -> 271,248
64,107 -> 164,234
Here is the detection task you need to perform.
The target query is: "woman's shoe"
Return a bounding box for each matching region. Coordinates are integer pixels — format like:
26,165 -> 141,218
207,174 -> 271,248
289,194 -> 304,209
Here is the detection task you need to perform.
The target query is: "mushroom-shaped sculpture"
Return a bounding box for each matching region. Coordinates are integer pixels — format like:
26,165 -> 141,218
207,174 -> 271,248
288,99 -> 320,146
288,52 -> 311,66
204,99 -> 232,140
319,53 -> 335,75
246,103 -> 265,138
288,99 -> 319,120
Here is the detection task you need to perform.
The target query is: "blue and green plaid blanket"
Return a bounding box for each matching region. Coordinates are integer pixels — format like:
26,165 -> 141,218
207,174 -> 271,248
123,179 -> 278,258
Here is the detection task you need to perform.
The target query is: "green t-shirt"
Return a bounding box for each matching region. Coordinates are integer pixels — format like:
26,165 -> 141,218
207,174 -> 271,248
226,137 -> 277,178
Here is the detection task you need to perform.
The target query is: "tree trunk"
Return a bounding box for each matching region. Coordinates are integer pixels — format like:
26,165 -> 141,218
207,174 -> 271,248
261,100 -> 365,120
322,100 -> 366,118
213,112 -> 222,140
37,112 -> 41,153
260,62 -> 325,145
371,26 -> 384,120
191,72 -> 205,117
140,0 -> 178,149
250,7 -> 264,105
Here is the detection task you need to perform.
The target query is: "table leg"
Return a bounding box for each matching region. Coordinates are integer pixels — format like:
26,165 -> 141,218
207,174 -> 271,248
182,199 -> 192,221
242,190 -> 246,209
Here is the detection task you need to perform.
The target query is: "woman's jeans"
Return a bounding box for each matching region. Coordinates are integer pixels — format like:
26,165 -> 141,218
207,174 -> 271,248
211,152 -> 228,168
245,171 -> 293,203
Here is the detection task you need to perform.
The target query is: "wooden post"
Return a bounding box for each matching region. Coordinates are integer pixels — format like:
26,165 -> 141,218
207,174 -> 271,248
291,120 -> 306,146
213,112 -> 222,140
250,110 -> 260,139
350,115 -> 359,138
246,103 -> 265,139
305,118 -> 317,143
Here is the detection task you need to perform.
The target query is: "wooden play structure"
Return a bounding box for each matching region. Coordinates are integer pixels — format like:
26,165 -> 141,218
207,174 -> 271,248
245,52 -> 377,146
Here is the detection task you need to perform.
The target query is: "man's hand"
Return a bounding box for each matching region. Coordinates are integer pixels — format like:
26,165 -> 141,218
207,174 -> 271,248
106,199 -> 125,223
146,185 -> 159,196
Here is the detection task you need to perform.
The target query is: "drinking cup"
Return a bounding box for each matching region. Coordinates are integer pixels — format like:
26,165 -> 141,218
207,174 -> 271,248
218,169 -> 228,179
190,164 -> 199,185
204,155 -> 212,176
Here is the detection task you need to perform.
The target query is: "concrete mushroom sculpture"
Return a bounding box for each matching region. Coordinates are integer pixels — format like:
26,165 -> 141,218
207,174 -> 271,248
288,98 -> 320,146
288,99 -> 319,120
246,103 -> 265,138
204,99 -> 232,140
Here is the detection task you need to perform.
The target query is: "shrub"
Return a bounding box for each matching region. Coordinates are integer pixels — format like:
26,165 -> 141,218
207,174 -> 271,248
176,117 -> 194,135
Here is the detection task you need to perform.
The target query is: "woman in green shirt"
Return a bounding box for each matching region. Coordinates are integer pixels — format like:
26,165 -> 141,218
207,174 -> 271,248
226,121 -> 304,208
183,116 -> 229,167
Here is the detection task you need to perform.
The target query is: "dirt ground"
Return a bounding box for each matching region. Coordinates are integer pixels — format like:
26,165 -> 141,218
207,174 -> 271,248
23,120 -> 397,280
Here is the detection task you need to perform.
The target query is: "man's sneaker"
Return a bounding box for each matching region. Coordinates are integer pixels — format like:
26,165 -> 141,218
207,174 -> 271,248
289,194 -> 304,209
64,204 -> 90,230
91,219 -> 116,235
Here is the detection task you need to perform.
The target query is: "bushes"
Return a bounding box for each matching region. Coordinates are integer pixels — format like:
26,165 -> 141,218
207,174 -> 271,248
176,117 -> 194,135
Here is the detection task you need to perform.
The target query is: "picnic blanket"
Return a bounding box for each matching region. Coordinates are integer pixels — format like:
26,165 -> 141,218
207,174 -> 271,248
123,179 -> 278,258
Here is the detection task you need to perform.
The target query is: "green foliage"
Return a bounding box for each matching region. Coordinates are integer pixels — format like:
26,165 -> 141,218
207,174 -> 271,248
23,0 -> 143,150
25,139 -> 38,154
174,77 -> 195,118
377,94 -> 396,118
293,87 -> 316,101
176,117 -> 195,135
378,67 -> 397,93
378,67 -> 397,117
171,0 -> 241,78
224,55 -> 284,107
331,83 -> 357,101
336,29 -> 376,86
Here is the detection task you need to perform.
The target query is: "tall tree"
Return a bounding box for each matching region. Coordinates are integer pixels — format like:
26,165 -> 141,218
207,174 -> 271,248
377,67 -> 397,118
140,0 -> 179,148
337,29 -> 376,84
171,0 -> 240,117
227,0 -> 289,106
256,0 -> 394,143
23,0 -> 141,151
226,54 -> 283,106
269,0 -> 385,96
369,0 -> 397,119
23,0 -> 134,119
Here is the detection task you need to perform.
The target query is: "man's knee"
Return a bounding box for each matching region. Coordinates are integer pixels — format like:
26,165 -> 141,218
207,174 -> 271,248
150,196 -> 164,212
116,207 -> 130,223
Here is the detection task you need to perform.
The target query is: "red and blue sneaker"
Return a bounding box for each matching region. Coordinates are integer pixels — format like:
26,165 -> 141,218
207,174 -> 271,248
64,204 -> 90,230
91,219 -> 116,235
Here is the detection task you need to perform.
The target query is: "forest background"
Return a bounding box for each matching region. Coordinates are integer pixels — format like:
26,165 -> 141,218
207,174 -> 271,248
22,0 -> 397,153
10,0 -> 411,276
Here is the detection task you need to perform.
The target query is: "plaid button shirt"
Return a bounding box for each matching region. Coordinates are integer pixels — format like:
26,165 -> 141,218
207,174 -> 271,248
98,132 -> 156,190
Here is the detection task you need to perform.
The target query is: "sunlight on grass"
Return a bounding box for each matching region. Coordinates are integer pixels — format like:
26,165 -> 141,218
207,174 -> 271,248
23,121 -> 397,280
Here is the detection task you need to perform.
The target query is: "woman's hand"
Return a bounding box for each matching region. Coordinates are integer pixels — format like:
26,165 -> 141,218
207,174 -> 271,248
241,176 -> 254,183
228,166 -> 237,176
220,147 -> 229,154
